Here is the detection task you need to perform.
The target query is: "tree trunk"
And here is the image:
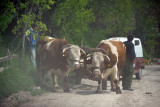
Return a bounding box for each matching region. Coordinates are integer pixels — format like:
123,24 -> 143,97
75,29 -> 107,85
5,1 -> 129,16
20,3 -> 33,68
20,33 -> 26,68
91,23 -> 96,45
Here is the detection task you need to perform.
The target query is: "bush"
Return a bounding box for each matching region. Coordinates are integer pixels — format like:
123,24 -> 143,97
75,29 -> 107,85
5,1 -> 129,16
0,55 -> 35,99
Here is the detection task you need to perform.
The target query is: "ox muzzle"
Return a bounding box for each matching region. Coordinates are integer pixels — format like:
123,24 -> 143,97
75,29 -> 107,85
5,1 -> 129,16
92,67 -> 101,78
68,58 -> 80,70
72,60 -> 80,70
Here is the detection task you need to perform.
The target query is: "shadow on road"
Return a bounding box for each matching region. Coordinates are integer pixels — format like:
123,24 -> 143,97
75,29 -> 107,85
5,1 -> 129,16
76,90 -> 110,95
69,81 -> 111,95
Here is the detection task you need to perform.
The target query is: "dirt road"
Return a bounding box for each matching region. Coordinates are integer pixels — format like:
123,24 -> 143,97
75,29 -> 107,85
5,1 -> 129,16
1,65 -> 160,107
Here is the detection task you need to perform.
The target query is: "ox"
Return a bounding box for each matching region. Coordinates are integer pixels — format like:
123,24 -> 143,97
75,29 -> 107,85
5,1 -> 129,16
88,39 -> 126,94
36,36 -> 86,92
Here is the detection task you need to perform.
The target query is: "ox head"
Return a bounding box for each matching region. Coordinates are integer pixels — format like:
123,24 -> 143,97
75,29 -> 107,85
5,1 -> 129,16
62,44 -> 86,70
87,48 -> 110,77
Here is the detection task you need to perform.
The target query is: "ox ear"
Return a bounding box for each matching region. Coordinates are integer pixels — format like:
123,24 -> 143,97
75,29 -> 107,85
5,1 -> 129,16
103,54 -> 110,62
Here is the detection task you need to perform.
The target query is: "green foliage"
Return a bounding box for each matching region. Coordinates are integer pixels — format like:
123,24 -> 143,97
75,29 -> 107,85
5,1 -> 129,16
12,14 -> 36,35
0,0 -> 16,34
12,0 -> 55,36
51,0 -> 95,38
51,0 -> 135,46
72,27 -> 108,47
0,57 -> 34,99
144,39 -> 158,56
89,0 -> 135,37
0,45 -> 7,57
31,89 -> 48,96
132,0 -> 158,57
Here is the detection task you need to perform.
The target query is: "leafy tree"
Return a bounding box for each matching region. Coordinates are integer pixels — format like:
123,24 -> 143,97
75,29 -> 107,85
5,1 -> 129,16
88,0 -> 135,46
10,0 -> 55,67
12,0 -> 55,37
132,0 -> 158,56
0,0 -> 16,43
50,0 -> 95,45
49,0 -> 135,47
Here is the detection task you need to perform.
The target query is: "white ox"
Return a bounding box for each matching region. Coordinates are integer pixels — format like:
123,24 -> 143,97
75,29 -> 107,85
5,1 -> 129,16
88,39 -> 126,94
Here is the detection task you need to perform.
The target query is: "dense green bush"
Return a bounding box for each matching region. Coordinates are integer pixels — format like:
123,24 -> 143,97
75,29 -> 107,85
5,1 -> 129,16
0,51 -> 35,99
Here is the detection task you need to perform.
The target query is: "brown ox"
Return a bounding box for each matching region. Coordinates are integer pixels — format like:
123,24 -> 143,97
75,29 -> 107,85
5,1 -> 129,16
88,39 -> 126,94
36,36 -> 86,92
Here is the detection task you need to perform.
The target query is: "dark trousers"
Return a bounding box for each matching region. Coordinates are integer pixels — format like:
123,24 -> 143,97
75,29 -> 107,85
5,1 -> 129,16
122,60 -> 134,89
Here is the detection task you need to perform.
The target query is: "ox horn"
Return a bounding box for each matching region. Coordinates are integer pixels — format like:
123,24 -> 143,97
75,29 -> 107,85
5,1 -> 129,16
87,54 -> 93,58
81,46 -> 90,52
88,48 -> 109,55
80,48 -> 86,55
62,44 -> 72,53
103,54 -> 110,62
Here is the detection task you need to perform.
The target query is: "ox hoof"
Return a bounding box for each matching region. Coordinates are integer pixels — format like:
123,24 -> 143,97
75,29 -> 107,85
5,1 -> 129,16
102,87 -> 107,90
63,88 -> 70,92
116,89 -> 122,94
111,88 -> 116,92
96,89 -> 101,93
54,84 -> 59,89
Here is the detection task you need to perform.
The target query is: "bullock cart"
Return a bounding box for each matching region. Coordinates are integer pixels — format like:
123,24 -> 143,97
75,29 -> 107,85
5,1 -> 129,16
75,39 -> 126,94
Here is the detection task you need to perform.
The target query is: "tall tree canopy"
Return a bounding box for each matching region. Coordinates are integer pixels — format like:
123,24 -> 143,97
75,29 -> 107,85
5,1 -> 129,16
0,0 -> 159,55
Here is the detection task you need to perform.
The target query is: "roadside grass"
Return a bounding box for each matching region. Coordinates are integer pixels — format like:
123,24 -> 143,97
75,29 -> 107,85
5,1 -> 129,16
31,89 -> 48,96
0,53 -> 35,99
0,45 -> 78,99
